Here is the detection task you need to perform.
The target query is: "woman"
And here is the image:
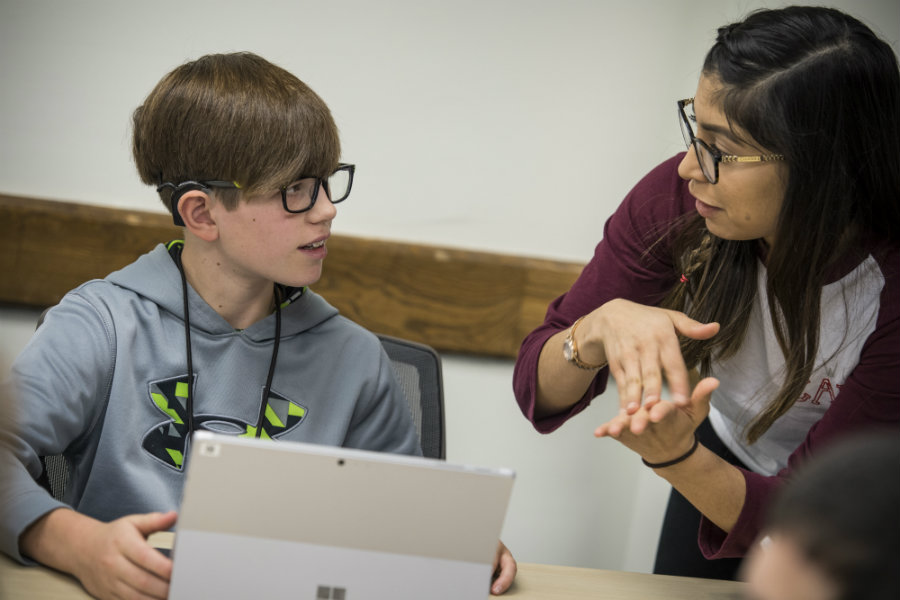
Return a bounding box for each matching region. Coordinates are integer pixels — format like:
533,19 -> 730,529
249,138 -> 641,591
513,6 -> 899,580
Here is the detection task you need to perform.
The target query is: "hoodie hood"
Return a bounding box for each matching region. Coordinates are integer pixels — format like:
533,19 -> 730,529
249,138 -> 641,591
106,243 -> 339,341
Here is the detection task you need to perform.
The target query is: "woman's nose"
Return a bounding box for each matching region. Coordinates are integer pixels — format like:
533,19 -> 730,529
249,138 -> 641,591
677,145 -> 705,182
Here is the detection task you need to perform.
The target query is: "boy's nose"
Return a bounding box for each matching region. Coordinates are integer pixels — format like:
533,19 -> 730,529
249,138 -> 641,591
310,191 -> 338,221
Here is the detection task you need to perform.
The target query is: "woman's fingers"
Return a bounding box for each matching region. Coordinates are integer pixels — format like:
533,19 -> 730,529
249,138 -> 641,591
596,301 -> 719,412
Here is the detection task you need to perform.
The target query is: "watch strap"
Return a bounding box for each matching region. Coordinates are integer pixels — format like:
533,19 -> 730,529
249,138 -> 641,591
564,316 -> 605,370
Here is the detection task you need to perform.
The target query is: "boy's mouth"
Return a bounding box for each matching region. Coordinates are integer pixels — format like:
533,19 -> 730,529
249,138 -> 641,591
300,240 -> 326,250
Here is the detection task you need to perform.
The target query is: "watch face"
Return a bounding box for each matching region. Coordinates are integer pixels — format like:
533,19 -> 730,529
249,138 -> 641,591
563,337 -> 574,362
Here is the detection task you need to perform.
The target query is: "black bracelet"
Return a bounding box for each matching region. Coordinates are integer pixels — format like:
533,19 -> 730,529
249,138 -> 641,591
641,434 -> 700,469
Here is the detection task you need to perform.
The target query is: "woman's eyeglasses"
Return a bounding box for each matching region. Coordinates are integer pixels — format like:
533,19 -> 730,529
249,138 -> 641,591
677,98 -> 783,184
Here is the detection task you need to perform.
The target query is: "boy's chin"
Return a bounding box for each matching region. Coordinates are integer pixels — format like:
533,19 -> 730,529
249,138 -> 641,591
280,271 -> 323,289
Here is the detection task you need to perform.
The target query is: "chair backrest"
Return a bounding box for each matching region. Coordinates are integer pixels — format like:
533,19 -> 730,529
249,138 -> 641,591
376,333 -> 446,460
37,454 -> 69,502
35,307 -> 70,501
36,326 -> 446,500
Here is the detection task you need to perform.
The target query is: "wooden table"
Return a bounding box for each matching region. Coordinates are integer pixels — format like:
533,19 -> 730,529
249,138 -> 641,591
1,552 -> 746,600
505,562 -> 745,599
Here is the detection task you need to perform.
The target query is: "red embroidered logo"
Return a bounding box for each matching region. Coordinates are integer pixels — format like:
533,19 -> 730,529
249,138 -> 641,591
797,377 -> 843,405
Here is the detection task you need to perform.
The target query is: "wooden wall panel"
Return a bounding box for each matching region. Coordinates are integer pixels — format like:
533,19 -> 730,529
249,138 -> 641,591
0,194 -> 583,357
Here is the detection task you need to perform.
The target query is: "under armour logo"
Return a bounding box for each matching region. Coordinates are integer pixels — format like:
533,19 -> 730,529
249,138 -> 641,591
317,585 -> 347,599
142,374 -> 307,470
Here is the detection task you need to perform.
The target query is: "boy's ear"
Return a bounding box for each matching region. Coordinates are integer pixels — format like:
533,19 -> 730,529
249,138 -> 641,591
177,190 -> 219,242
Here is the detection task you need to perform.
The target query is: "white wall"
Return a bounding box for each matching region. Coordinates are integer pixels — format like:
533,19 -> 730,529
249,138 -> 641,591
2,0 -> 897,572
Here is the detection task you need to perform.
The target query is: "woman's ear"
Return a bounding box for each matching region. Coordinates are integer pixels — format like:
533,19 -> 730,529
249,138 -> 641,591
178,190 -> 219,242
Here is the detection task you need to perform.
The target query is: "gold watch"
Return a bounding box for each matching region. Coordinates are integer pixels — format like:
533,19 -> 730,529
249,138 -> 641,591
563,316 -> 604,370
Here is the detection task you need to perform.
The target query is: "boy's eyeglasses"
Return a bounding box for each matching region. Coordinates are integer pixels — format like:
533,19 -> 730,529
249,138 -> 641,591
204,163 -> 356,213
677,98 -> 783,184
159,163 -> 355,226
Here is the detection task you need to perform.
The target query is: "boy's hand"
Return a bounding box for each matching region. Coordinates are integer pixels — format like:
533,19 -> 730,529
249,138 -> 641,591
491,539 -> 517,594
74,511 -> 176,600
21,508 -> 177,600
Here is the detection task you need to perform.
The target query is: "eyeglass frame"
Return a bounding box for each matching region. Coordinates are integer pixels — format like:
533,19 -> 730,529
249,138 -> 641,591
677,98 -> 783,184
159,163 -> 355,226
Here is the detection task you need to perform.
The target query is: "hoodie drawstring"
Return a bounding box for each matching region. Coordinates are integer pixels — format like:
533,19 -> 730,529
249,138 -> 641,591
170,242 -> 281,440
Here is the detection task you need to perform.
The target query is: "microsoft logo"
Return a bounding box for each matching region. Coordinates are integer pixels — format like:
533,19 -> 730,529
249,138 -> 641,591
316,585 -> 347,599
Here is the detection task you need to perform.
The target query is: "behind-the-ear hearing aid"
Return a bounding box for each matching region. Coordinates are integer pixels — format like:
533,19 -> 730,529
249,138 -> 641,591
156,181 -> 211,227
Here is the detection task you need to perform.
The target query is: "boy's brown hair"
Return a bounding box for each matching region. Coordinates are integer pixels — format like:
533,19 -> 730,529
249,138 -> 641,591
132,52 -> 340,211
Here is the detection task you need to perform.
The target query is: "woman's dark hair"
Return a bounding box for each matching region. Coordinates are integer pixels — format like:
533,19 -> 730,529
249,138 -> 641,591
766,432 -> 900,600
133,52 -> 341,211
663,6 -> 900,442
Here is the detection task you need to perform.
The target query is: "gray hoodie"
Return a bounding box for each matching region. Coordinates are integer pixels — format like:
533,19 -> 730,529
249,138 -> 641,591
1,243 -> 420,562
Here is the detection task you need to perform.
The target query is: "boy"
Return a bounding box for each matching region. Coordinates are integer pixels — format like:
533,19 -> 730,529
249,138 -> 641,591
0,52 -> 514,598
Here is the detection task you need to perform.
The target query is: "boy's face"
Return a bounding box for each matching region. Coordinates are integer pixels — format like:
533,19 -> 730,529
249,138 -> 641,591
208,186 -> 337,289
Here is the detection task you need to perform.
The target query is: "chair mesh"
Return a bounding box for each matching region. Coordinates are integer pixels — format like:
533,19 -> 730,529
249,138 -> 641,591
377,335 -> 446,460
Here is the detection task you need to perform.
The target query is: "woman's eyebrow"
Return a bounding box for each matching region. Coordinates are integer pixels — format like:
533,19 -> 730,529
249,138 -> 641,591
697,119 -> 739,142
697,118 -> 763,151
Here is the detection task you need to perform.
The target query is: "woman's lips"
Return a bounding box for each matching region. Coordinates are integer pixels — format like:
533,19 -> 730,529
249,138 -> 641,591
695,198 -> 722,219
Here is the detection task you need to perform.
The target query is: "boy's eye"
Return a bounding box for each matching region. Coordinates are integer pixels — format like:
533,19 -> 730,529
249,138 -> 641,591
284,178 -> 316,197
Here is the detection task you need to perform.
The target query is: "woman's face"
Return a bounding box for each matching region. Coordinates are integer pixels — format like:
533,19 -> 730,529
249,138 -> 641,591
678,75 -> 788,248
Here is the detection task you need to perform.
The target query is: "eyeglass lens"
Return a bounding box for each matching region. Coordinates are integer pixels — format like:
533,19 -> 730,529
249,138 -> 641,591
283,168 -> 352,212
678,102 -> 718,184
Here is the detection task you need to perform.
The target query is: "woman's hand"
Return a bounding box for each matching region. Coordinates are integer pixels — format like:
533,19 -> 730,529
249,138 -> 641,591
595,377 -> 748,534
580,299 -> 719,413
593,376 -> 719,464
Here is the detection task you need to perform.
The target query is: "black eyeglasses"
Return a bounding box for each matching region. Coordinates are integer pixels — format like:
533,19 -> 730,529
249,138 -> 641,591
677,98 -> 783,184
159,163 -> 355,226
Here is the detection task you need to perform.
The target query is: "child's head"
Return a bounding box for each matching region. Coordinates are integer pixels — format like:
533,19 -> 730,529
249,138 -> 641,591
742,432 -> 900,600
132,52 -> 341,215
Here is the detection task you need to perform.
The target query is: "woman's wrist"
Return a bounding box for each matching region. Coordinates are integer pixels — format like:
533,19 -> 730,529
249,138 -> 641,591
563,316 -> 606,370
641,433 -> 700,469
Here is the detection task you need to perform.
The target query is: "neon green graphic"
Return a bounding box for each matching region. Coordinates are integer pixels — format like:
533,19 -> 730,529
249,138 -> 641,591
166,448 -> 184,467
145,376 -> 307,471
265,405 -> 285,428
151,392 -> 185,425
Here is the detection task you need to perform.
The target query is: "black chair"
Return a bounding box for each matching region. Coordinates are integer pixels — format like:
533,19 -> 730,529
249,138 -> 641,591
37,454 -> 70,503
376,333 -> 446,460
34,307 -> 70,501
36,327 -> 446,501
